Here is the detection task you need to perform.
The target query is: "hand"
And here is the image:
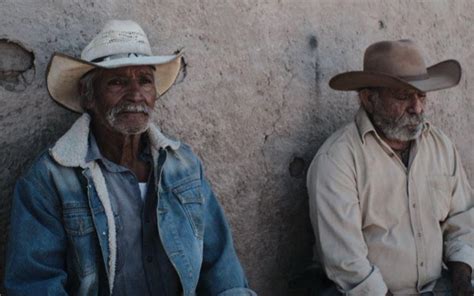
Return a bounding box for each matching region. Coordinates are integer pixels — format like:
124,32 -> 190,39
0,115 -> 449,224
447,261 -> 474,296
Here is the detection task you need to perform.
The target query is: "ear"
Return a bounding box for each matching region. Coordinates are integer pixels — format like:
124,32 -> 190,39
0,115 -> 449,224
359,89 -> 375,114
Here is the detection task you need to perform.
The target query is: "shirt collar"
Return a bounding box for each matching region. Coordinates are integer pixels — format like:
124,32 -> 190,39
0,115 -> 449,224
355,107 -> 431,144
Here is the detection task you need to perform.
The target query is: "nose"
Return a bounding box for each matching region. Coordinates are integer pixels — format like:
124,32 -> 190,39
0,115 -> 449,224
408,95 -> 425,115
127,79 -> 144,102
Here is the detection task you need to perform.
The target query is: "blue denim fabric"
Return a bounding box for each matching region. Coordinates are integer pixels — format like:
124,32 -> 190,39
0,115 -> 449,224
4,139 -> 255,296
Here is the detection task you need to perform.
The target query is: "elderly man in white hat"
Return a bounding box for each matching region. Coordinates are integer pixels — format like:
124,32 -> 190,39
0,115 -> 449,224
307,40 -> 474,295
4,20 -> 255,296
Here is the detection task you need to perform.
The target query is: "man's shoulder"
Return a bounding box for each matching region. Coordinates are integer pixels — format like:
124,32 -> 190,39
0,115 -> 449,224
163,141 -> 203,179
171,141 -> 201,163
420,124 -> 460,167
425,124 -> 455,147
20,148 -> 61,181
316,121 -> 361,159
307,122 -> 361,190
20,146 -> 80,188
15,147 -> 77,203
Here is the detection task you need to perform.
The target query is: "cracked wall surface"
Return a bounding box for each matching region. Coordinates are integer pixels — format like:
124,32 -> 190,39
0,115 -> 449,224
1,1 -> 473,295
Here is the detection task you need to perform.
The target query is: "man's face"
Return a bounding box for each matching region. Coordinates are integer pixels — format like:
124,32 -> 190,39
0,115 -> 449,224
87,66 -> 157,135
363,88 -> 427,141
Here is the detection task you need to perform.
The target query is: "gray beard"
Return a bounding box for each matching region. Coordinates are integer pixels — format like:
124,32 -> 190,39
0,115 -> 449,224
371,111 -> 425,141
106,103 -> 152,135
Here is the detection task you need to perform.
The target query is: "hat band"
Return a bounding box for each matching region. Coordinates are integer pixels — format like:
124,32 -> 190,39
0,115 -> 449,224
91,52 -> 148,63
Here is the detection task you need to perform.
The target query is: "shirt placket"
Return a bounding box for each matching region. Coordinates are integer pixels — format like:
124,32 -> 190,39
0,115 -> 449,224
407,171 -> 428,291
376,136 -> 427,292
406,140 -> 428,292
400,139 -> 428,291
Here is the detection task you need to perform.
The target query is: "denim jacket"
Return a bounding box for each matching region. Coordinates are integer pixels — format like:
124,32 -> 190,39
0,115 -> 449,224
5,114 -> 256,296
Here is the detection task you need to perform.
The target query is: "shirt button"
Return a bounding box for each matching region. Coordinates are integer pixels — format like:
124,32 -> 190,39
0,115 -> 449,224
412,203 -> 416,208
418,232 -> 422,238
420,262 -> 424,267
146,256 -> 153,263
102,232 -> 106,236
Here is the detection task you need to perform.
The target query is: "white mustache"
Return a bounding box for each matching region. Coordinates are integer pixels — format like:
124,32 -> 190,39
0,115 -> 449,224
108,103 -> 152,118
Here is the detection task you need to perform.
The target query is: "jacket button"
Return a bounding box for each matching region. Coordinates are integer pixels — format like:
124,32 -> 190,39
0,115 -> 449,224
146,256 -> 153,263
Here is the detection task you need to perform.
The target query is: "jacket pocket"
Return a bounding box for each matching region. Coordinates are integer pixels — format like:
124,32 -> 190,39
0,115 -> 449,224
427,175 -> 454,221
173,180 -> 204,239
63,202 -> 100,277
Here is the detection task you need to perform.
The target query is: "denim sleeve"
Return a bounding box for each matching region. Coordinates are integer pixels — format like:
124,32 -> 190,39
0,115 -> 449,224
195,162 -> 257,296
4,176 -> 68,295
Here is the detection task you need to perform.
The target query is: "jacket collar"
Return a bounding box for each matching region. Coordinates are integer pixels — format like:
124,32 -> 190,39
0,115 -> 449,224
50,113 -> 180,168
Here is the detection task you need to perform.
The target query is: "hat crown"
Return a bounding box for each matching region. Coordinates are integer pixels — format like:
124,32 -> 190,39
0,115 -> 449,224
363,39 -> 427,78
81,20 -> 153,62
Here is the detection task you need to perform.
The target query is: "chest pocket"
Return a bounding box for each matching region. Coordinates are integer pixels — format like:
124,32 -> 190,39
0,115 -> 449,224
173,180 -> 204,239
63,202 -> 101,277
427,175 -> 454,221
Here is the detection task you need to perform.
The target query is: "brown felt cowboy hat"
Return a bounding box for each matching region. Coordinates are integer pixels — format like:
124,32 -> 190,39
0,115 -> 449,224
329,39 -> 461,92
46,20 -> 183,113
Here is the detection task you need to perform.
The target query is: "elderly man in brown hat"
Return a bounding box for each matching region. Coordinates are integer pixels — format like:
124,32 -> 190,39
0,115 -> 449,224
4,20 -> 255,296
307,40 -> 474,295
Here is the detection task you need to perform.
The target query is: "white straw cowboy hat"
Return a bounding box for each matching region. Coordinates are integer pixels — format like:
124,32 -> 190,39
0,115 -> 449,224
46,19 -> 182,113
329,39 -> 461,92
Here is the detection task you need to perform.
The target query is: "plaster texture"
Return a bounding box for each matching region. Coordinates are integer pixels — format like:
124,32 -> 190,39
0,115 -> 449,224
1,1 -> 473,295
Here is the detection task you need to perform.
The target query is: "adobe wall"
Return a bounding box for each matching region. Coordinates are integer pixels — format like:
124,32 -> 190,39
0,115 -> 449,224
1,1 -> 472,295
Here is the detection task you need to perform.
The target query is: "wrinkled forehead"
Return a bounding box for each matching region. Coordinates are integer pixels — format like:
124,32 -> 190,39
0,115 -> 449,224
100,65 -> 155,77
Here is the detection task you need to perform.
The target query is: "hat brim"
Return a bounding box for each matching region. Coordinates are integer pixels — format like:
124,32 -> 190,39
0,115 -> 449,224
46,52 -> 182,113
329,59 -> 461,92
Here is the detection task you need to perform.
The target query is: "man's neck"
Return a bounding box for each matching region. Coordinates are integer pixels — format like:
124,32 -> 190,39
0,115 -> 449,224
91,119 -> 150,181
377,130 -> 413,167
380,135 -> 411,152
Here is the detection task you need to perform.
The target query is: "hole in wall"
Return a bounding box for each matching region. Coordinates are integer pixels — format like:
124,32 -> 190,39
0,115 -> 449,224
0,39 -> 35,92
289,156 -> 306,178
308,35 -> 318,50
378,20 -> 386,30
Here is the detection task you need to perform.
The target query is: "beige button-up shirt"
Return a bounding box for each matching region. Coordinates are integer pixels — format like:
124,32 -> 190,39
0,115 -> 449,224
307,108 -> 474,295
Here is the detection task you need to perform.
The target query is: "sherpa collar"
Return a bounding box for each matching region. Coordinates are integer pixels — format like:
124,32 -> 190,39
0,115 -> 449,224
50,113 -> 180,167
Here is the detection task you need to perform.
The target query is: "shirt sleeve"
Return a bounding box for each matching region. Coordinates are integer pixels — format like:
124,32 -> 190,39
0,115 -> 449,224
307,152 -> 388,295
442,146 -> 474,270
